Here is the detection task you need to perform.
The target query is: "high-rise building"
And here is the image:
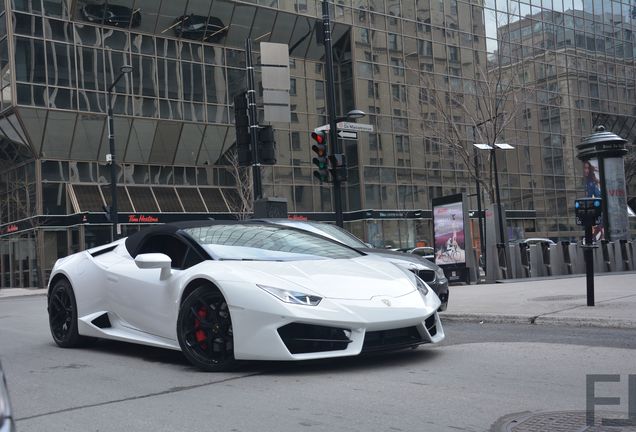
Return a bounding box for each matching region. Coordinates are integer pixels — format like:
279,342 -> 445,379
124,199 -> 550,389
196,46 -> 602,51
0,0 -> 634,288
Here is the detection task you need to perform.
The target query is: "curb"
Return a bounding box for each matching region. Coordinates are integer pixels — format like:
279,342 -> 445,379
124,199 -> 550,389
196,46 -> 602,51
442,313 -> 636,329
0,289 -> 47,300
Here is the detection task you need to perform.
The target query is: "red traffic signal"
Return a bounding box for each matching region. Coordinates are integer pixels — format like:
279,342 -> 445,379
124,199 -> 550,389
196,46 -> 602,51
311,130 -> 329,183
311,130 -> 326,145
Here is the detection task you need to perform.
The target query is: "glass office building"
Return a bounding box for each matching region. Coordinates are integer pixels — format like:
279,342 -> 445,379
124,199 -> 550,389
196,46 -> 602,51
1,0 -> 635,288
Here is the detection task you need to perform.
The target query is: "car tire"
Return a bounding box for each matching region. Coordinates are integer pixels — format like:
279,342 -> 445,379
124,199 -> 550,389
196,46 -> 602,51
48,278 -> 93,348
177,286 -> 236,372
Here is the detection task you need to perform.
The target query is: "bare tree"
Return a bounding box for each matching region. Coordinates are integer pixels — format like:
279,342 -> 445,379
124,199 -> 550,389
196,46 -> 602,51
406,5 -> 535,204
1,170 -> 47,288
414,58 -> 532,203
225,149 -> 253,220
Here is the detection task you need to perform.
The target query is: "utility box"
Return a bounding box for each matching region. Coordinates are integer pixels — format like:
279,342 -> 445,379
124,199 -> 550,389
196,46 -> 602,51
253,197 -> 288,218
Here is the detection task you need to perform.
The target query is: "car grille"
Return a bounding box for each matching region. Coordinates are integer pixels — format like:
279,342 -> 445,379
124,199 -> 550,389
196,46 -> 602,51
277,323 -> 352,354
415,269 -> 435,283
362,326 -> 424,352
425,315 -> 437,337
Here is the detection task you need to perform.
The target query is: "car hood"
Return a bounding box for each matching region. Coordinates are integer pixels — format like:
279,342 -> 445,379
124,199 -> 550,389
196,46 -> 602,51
358,248 -> 439,270
216,255 -> 416,300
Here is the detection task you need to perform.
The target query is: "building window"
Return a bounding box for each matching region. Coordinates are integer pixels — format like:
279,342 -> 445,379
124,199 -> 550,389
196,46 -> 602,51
369,133 -> 381,150
391,84 -> 406,101
290,78 -> 297,96
418,39 -> 433,57
368,80 -> 379,98
390,58 -> 404,76
388,33 -> 398,50
291,132 -> 300,150
448,46 -> 459,62
359,28 -> 370,44
315,81 -> 324,99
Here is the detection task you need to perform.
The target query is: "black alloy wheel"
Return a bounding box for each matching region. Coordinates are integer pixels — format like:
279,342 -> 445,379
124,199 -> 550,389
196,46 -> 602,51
177,286 -> 235,372
48,279 -> 90,347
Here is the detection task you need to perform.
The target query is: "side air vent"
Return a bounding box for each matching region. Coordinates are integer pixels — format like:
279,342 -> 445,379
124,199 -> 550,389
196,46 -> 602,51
91,313 -> 112,329
90,245 -> 117,257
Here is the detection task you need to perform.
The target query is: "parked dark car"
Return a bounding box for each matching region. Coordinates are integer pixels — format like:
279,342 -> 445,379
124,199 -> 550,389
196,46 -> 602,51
400,246 -> 435,261
0,361 -> 15,432
255,219 -> 449,311
173,14 -> 227,42
81,4 -> 141,28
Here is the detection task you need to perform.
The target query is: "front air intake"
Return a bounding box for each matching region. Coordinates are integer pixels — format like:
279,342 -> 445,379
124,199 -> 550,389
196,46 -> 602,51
362,326 -> 424,352
277,323 -> 352,354
425,315 -> 437,337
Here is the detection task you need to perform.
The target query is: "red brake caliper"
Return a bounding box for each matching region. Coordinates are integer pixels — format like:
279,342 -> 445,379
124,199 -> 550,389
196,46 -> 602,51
194,307 -> 207,347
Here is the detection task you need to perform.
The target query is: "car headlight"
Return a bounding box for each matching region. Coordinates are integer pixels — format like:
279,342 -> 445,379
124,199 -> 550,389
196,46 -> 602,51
258,285 -> 322,306
414,276 -> 429,297
436,267 -> 446,279
394,265 -> 429,297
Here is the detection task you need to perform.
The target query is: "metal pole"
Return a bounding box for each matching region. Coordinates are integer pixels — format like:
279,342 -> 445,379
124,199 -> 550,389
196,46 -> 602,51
322,0 -> 344,227
492,147 -> 508,277
472,126 -> 486,272
474,149 -> 485,271
584,224 -> 595,306
245,38 -> 262,200
107,89 -> 118,242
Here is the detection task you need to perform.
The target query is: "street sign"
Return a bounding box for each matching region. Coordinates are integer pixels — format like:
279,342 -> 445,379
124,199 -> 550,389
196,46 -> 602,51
337,130 -> 357,139
314,124 -> 330,132
336,121 -> 374,132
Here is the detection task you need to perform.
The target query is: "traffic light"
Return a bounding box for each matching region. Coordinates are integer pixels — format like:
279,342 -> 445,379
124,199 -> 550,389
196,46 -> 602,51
311,130 -> 329,183
233,92 -> 251,166
258,126 -> 276,165
328,153 -> 347,182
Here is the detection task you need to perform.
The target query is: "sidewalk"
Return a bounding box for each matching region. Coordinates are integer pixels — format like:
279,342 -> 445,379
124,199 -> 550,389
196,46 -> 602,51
2,272 -> 636,329
443,272 -> 636,328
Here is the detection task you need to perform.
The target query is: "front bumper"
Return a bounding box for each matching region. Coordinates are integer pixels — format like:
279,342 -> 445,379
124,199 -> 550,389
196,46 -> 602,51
227,286 -> 445,361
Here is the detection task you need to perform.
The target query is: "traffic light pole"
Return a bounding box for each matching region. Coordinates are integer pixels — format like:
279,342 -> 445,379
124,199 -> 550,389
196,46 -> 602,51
245,38 -> 262,200
321,0 -> 344,227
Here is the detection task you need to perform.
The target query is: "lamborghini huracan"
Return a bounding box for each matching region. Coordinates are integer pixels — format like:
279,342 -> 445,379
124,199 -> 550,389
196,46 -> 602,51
47,222 -> 444,371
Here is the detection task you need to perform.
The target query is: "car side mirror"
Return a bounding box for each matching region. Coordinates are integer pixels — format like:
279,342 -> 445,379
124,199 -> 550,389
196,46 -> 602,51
134,253 -> 172,280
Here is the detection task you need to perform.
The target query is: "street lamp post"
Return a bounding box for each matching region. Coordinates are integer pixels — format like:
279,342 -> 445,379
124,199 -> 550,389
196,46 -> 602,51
329,109 -> 366,227
474,142 -> 514,278
321,0 -> 366,227
471,125 -> 486,270
106,65 -> 133,241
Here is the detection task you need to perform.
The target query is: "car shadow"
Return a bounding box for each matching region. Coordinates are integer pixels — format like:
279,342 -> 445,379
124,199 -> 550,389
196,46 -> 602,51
243,347 -> 444,376
72,340 -> 443,374
82,339 -> 191,367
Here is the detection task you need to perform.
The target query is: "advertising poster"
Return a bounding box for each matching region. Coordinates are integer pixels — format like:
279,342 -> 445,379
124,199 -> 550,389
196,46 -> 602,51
603,157 -> 629,240
433,200 -> 466,266
582,158 -> 604,241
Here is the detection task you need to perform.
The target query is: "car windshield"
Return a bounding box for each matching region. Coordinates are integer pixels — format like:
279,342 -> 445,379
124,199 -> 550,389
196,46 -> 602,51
183,224 -> 362,261
303,222 -> 368,248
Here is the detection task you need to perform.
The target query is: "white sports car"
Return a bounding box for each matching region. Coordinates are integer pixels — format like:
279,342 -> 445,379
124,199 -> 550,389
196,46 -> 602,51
47,222 -> 444,371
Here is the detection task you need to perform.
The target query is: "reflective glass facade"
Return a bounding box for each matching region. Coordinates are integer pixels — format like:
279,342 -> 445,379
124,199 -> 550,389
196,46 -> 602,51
1,0 -> 635,287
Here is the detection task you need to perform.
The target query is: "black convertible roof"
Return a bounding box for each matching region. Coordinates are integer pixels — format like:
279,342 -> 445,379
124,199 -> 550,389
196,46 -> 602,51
124,220 -> 239,257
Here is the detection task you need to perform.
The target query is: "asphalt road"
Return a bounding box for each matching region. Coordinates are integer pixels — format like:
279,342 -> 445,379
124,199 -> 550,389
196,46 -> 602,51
2,296 -> 636,432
